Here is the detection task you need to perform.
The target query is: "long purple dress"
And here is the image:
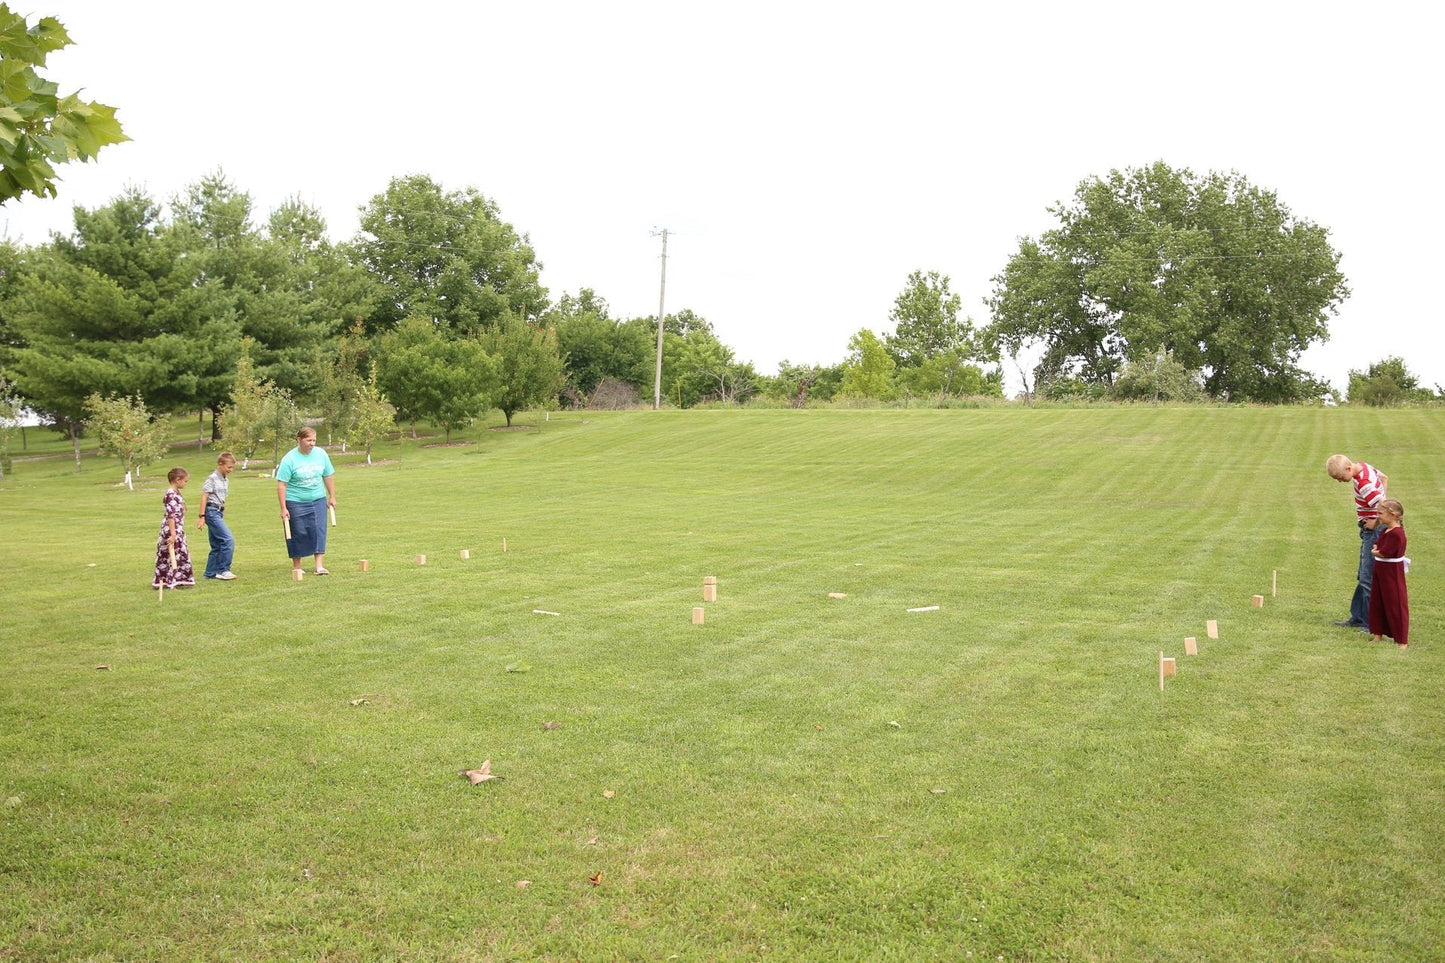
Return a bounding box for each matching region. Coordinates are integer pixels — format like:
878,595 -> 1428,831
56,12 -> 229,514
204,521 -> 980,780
152,489 -> 196,589
1367,525 -> 1408,645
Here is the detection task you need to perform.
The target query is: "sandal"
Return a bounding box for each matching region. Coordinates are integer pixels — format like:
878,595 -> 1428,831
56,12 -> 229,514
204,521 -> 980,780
314,567 -> 330,576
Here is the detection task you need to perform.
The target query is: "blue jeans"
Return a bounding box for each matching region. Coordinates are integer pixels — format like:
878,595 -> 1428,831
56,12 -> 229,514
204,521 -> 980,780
1348,523 -> 1380,625
203,506 -> 235,577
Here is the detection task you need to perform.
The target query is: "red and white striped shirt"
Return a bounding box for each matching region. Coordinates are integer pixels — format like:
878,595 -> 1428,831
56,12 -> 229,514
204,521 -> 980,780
1354,463 -> 1386,519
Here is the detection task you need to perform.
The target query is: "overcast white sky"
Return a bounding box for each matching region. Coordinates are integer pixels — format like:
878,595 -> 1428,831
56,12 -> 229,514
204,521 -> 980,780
4,1 -> 1441,395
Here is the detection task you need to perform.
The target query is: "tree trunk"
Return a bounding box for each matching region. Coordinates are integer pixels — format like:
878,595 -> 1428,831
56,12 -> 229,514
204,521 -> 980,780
71,422 -> 81,473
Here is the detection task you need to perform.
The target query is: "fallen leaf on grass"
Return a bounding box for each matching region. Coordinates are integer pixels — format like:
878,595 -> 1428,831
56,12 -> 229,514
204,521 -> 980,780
588,871 -> 602,885
516,880 -> 530,890
602,789 -> 615,799
587,833 -> 598,846
542,721 -> 561,730
302,868 -> 314,880
813,725 -> 823,731
505,662 -> 532,673
460,761 -> 503,785
888,721 -> 901,728
930,788 -> 948,794
348,697 -> 370,706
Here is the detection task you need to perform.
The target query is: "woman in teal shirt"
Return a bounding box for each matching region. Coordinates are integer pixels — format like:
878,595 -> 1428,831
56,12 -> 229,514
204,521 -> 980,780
275,427 -> 337,576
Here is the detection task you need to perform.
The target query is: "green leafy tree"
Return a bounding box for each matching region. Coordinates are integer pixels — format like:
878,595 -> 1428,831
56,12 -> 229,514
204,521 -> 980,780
670,332 -> 758,407
346,362 -> 396,465
895,348 -> 1004,403
1347,356 -> 1431,407
838,329 -> 897,400
353,174 -> 545,335
1,187 -> 240,467
170,173 -> 376,409
478,316 -> 566,426
766,361 -> 843,407
261,385 -> 300,469
986,162 -> 1348,402
0,4 -> 128,203
0,368 -> 19,478
375,316 -> 497,441
885,270 -> 977,367
314,320 -> 369,446
1109,349 -> 1207,404
547,289 -> 653,399
83,392 -> 170,482
221,341 -> 270,468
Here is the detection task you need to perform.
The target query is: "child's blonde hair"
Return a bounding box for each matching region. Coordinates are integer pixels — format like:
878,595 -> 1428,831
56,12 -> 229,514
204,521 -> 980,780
217,451 -> 236,465
1325,454 -> 1352,480
1378,498 -> 1404,520
167,467 -> 189,485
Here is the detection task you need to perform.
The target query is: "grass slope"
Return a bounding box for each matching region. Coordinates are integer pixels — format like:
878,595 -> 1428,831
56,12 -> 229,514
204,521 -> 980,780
2,408 -> 1442,960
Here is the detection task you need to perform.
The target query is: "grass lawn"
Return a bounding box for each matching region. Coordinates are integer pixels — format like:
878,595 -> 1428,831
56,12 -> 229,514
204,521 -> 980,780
2,406 -> 1442,961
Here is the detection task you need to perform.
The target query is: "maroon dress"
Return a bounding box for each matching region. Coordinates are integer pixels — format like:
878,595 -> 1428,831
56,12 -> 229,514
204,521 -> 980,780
152,489 -> 196,589
1367,525 -> 1408,644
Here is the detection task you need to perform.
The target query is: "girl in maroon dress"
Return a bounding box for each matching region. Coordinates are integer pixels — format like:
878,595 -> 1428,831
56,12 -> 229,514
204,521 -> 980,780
1368,499 -> 1409,648
152,467 -> 196,590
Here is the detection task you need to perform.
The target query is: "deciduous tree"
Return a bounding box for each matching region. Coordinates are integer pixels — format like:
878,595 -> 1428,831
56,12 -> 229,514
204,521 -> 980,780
83,392 -> 169,482
986,162 -> 1348,402
0,4 -> 127,203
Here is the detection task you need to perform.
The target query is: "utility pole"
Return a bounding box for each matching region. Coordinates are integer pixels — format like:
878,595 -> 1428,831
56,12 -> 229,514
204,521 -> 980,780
652,228 -> 668,410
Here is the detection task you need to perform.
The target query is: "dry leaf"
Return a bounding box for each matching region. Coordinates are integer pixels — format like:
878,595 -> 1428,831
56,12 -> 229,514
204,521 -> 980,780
588,871 -> 602,885
814,725 -> 823,730
930,788 -> 948,794
602,789 -> 615,799
587,833 -> 599,846
460,761 -> 502,784
516,880 -> 530,890
302,868 -> 314,880
542,721 -> 561,730
348,697 -> 369,706
888,720 -> 901,728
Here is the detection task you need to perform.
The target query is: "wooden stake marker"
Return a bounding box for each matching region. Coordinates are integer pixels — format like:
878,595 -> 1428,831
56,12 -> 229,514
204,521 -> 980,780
692,607 -> 705,625
703,576 -> 718,602
1159,651 -> 1166,690
459,549 -> 470,560
1252,594 -> 1265,608
157,585 -> 163,604
1206,619 -> 1219,639
1272,570 -> 1278,597
1185,636 -> 1198,656
358,559 -> 370,572
416,554 -> 427,566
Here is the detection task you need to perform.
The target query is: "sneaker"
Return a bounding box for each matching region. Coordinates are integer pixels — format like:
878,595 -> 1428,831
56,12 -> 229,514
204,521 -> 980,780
216,571 -> 237,580
1332,620 -> 1364,628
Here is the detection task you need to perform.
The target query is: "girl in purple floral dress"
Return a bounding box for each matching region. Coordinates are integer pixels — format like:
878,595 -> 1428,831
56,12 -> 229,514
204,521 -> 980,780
152,467 -> 196,590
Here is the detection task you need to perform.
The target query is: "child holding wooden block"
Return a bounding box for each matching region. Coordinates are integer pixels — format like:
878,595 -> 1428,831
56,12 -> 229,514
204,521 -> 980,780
151,467 -> 196,591
1368,499 -> 1410,648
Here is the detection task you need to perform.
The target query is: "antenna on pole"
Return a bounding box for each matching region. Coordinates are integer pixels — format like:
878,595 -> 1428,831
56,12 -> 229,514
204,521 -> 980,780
651,228 -> 669,410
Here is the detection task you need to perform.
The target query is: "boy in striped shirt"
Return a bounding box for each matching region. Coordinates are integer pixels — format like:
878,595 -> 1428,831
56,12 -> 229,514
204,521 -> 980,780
1326,454 -> 1387,629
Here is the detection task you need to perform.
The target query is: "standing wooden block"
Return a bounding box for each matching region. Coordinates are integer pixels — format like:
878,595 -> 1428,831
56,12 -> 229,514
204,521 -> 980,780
1272,570 -> 1277,597
1162,657 -> 1176,677
692,607 -> 705,625
1252,595 -> 1264,608
1159,651 -> 1166,691
703,576 -> 718,602
157,585 -> 163,604
416,554 -> 427,566
1206,620 -> 1219,639
291,568 -> 304,581
459,549 -> 470,560
358,559 -> 370,572
1184,637 -> 1198,656
502,538 -> 508,553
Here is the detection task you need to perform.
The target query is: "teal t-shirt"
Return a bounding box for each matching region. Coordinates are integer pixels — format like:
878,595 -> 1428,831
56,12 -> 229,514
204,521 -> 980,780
277,446 -> 334,502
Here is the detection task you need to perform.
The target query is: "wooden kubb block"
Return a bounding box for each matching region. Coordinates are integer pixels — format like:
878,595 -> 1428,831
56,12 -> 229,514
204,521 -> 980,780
291,568 -> 304,581
1184,637 -> 1198,656
358,559 -> 370,572
1206,620 -> 1218,639
459,549 -> 470,560
703,576 -> 718,602
416,554 -> 427,566
1252,595 -> 1264,608
692,607 -> 705,625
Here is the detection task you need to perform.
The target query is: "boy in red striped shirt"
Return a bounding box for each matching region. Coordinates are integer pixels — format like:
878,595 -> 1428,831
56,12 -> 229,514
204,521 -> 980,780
1326,454 -> 1388,629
